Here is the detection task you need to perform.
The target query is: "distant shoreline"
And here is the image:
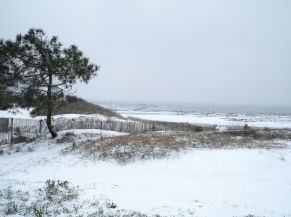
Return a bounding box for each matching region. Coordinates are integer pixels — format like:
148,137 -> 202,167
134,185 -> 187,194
96,100 -> 291,115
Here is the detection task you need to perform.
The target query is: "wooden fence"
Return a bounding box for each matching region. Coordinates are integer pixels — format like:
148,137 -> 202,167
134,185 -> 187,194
0,117 -> 214,144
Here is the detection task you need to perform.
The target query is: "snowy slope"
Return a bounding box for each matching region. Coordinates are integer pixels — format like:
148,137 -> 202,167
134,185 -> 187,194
1,134 -> 291,217
1,107 -> 291,216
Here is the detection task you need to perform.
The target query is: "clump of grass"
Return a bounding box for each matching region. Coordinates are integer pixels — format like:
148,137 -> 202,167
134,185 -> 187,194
105,201 -> 117,209
31,203 -> 48,217
27,147 -> 34,152
4,201 -> 18,215
44,180 -> 78,202
11,136 -> 30,144
2,185 -> 13,200
57,132 -> 77,143
224,125 -> 291,140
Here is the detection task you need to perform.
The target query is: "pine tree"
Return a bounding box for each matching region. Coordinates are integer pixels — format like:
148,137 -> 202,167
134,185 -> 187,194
0,29 -> 99,138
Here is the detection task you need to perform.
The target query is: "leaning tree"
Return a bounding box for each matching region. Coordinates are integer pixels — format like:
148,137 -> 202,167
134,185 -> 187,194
0,28 -> 99,138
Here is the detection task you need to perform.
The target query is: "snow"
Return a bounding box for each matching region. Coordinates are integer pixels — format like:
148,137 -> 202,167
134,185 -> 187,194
52,113 -> 109,121
1,135 -> 291,216
120,111 -> 291,129
2,107 -> 291,129
1,107 -> 291,216
0,108 -> 121,122
0,108 -> 32,119
58,129 -> 127,137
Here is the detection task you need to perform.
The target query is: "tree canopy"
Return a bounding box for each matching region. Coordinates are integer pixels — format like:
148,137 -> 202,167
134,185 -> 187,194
0,28 -> 99,137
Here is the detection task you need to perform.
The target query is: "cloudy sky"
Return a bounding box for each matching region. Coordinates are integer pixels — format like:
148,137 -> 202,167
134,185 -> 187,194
1,0 -> 291,106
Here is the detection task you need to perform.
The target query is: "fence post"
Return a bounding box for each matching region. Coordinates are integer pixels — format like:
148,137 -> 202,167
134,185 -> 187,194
9,118 -> 14,143
39,119 -> 43,134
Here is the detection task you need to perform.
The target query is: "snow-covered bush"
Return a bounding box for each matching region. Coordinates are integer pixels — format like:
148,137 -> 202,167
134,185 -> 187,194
4,201 -> 18,215
0,181 -> 160,217
44,180 -> 78,202
31,203 -> 48,217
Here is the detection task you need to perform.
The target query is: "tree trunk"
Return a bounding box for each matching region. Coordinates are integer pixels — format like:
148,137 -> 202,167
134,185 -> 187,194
46,73 -> 57,138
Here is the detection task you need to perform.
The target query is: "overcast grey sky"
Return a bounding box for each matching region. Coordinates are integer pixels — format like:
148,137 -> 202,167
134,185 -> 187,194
1,0 -> 291,106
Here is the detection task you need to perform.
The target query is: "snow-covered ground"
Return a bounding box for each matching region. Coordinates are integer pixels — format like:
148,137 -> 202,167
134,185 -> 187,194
0,108 -> 33,119
97,101 -> 291,129
0,130 -> 291,217
2,107 -> 291,129
1,106 -> 291,216
120,110 -> 291,129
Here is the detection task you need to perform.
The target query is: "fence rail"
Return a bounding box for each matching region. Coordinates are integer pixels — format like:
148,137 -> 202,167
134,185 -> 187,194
0,117 -> 215,144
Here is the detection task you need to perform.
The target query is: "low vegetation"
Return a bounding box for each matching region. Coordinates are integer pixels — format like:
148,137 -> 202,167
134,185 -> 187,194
31,95 -> 122,118
224,125 -> 291,140
56,132 -> 78,143
0,181 -> 160,217
10,135 -> 31,144
74,128 -> 287,163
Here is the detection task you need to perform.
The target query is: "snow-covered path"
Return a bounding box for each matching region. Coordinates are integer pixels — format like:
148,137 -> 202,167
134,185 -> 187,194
1,138 -> 291,217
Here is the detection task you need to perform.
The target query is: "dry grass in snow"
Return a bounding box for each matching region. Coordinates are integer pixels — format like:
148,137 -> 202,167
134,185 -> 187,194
74,130 -> 286,163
